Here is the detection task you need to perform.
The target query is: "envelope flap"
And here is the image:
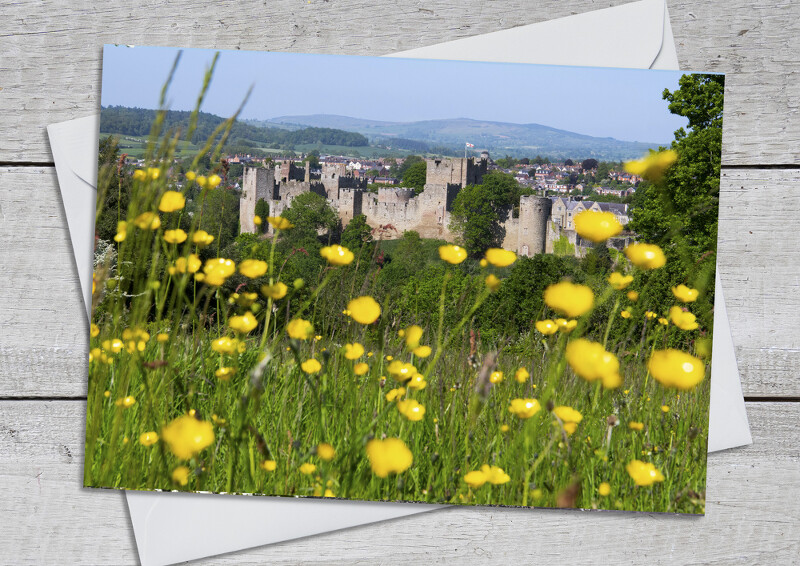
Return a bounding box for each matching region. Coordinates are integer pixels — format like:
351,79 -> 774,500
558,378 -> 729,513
53,114 -> 100,186
388,0 -> 666,70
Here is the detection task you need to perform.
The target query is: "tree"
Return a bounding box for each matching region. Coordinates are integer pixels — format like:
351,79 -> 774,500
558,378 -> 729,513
391,154 -> 424,178
401,160 -> 427,193
254,198 -> 270,234
282,192 -> 338,236
341,214 -> 373,251
595,161 -> 612,181
564,158 -> 574,166
95,136 -> 131,242
303,150 -> 320,169
581,158 -> 598,171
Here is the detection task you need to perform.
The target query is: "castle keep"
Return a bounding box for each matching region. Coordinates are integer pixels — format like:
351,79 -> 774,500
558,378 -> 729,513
239,156 -> 625,257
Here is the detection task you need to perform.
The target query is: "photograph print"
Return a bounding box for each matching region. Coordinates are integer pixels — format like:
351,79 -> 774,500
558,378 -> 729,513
86,45 -> 723,514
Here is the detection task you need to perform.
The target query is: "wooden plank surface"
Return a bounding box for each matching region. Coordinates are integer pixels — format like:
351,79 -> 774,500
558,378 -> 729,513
2,0 -> 799,563
0,0 -> 799,165
2,166 -> 797,398
0,400 -> 797,564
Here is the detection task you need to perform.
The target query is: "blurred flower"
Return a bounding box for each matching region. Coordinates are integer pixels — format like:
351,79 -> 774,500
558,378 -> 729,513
535,319 -> 558,335
254,215 -> 262,226
385,387 -> 406,402
463,470 -> 487,489
192,230 -> 215,247
438,245 -> 467,264
211,337 -> 239,354
508,398 -> 541,419
598,482 -> 611,496
202,258 -> 236,286
162,415 -> 215,460
132,169 -> 147,181
485,274 -> 502,291
403,325 -> 424,349
158,191 -> 186,213
544,281 -> 594,318
669,306 -> 699,330
555,318 -> 577,333
695,337 -> 712,358
565,339 -> 622,388
320,245 -> 354,266
397,399 -> 425,421
354,362 -> 369,376
139,432 -> 159,446
114,220 -> 127,242
479,259 -> 488,268
647,349 -> 705,390
163,229 -> 187,244
626,460 -> 665,486
672,284 -> 699,303
299,463 -> 317,475
608,272 -> 633,290
658,317 -> 669,326
645,311 -> 658,320
317,443 -> 335,461
620,309 -> 631,319
261,282 -> 288,300
287,318 -> 314,340
624,149 -> 677,182
102,338 -> 124,354
625,243 -> 666,269
365,438 -> 413,477
90,323 -> 99,338
260,460 -> 277,472
229,311 -> 258,334
171,253 -> 202,274
553,406 -> 583,435
627,290 -> 639,301
207,174 -> 222,189
661,405 -> 670,413
514,367 -> 529,383
489,371 -> 503,384
233,260 -> 266,280
387,360 -> 417,382
500,424 -> 510,432
122,328 -> 150,353
575,211 -> 623,242
407,373 -> 427,390
413,345 -> 432,358
347,296 -> 381,324
185,171 -> 196,181
629,421 -> 645,431
133,212 -> 161,230
215,367 -> 236,380
171,466 -> 191,486
344,342 -> 365,360
267,216 -> 294,230
301,358 -> 322,374
485,248 -> 517,267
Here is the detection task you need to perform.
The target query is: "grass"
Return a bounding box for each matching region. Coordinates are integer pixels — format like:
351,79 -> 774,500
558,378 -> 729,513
86,222 -> 709,513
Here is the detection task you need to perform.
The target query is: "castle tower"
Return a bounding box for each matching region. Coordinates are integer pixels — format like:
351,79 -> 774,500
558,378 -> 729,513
517,196 -> 552,256
240,166 -> 276,234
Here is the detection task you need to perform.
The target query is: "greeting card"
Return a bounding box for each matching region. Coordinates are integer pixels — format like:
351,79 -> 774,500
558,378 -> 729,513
86,45 -> 723,513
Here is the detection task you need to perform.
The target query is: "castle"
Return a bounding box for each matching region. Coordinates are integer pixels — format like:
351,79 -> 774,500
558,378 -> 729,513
240,156 -> 629,257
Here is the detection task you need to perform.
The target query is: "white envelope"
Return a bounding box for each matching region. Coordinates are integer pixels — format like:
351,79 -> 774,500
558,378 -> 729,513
48,1 -> 751,564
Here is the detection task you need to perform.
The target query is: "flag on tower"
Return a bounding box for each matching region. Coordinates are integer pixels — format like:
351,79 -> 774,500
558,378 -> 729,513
465,142 -> 475,148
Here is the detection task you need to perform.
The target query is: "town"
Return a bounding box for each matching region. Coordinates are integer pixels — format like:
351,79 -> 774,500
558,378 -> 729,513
234,150 -> 639,258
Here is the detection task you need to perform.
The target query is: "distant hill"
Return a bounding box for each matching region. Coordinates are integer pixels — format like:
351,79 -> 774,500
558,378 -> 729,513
100,107 -> 369,150
261,114 -> 664,160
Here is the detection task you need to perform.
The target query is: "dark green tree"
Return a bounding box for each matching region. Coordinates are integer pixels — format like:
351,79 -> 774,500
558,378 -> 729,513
449,184 -> 503,256
341,214 -> 373,251
401,160 -> 427,193
95,136 -> 131,242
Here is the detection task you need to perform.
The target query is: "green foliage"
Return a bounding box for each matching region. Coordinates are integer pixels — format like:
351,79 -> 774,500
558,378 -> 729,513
390,154 -> 424,178
401,160 -> 427,193
627,73 -> 723,321
449,171 -> 523,256
95,136 -> 132,242
254,199 -> 270,234
449,184 -> 504,256
341,214 -> 374,251
552,234 -> 575,257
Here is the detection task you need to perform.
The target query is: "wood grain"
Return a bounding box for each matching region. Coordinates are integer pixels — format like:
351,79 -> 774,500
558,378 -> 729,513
1,166 -> 797,397
0,0 -> 798,165
0,399 -> 797,564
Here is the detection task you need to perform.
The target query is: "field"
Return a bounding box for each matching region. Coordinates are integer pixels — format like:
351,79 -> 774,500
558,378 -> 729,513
86,174 -> 711,513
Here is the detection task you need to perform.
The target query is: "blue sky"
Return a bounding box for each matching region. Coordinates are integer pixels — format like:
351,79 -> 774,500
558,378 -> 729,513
101,45 -> 692,144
